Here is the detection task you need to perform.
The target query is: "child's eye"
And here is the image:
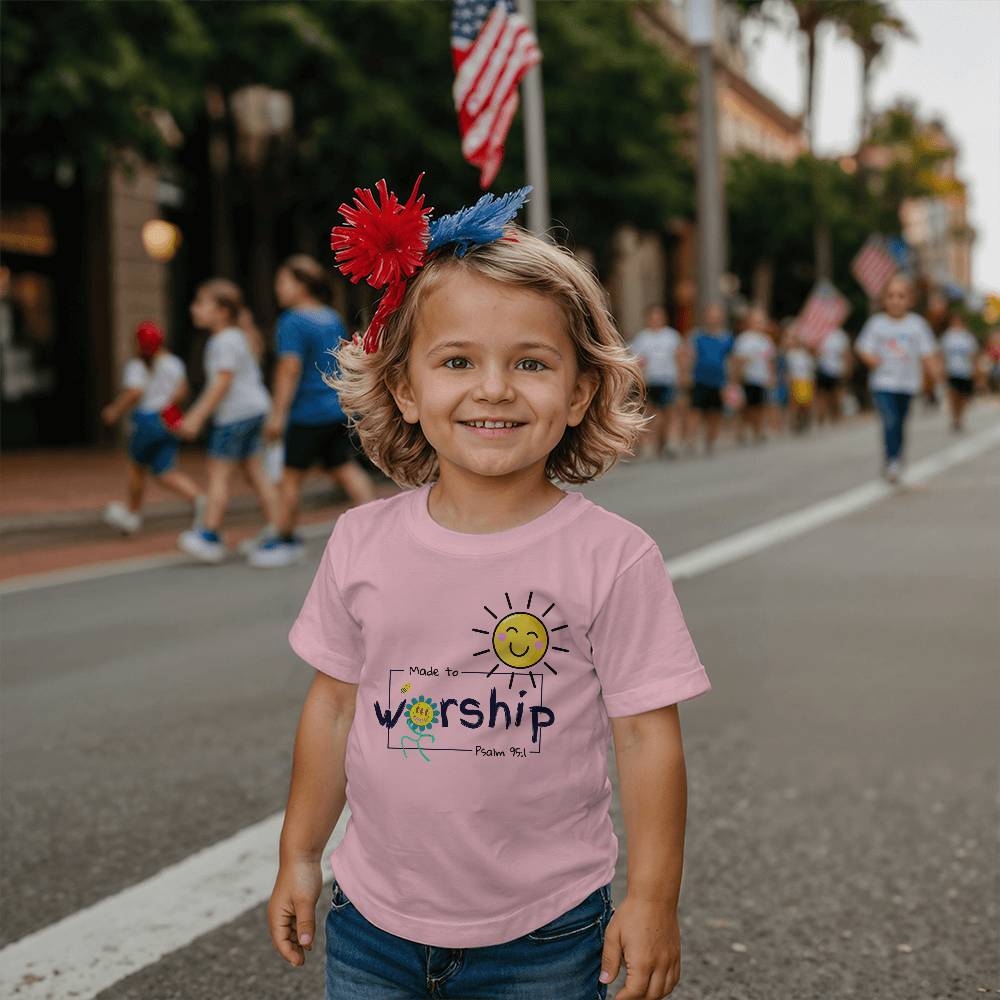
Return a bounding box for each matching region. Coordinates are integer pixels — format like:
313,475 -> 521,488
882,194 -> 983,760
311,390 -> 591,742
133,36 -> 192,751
443,358 -> 548,372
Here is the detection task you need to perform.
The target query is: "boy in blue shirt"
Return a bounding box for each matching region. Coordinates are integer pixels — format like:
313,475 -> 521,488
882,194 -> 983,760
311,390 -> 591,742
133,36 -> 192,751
684,302 -> 735,456
250,256 -> 377,567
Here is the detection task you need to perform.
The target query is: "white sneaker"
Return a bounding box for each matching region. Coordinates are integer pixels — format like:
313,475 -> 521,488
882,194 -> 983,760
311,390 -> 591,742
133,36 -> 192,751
103,501 -> 142,535
885,460 -> 902,485
247,536 -> 307,568
177,529 -> 227,564
237,525 -> 277,557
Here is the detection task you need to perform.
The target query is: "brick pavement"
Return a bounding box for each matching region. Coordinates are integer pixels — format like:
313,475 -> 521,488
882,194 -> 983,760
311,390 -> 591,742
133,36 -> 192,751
0,446 -> 397,581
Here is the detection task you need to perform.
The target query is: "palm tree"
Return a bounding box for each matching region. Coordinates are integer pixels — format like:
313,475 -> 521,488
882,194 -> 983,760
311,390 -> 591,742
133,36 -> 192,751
732,0 -> 853,151
838,1 -> 912,144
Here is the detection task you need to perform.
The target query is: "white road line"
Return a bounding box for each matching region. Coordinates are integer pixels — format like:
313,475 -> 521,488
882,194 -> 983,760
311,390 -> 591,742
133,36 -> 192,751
0,811 -> 351,1000
667,420 -> 1000,581
1,421 -> 998,999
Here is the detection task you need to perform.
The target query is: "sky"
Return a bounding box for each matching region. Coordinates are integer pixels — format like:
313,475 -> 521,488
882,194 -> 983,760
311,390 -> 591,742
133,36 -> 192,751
740,0 -> 1000,291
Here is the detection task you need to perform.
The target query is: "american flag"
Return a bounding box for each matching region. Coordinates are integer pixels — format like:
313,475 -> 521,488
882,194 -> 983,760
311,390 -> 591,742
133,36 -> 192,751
451,0 -> 541,189
851,234 -> 898,298
797,280 -> 850,350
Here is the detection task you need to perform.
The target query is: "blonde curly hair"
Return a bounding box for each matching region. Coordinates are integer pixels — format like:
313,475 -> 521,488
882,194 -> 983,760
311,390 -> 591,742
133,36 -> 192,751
325,225 -> 648,488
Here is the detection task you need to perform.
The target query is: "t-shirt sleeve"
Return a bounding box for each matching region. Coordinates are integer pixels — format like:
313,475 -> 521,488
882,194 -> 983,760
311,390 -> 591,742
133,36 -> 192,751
167,355 -> 186,382
916,318 -> 937,357
589,544 -> 711,717
856,318 -> 877,355
276,313 -> 306,359
122,359 -> 146,391
210,331 -> 241,373
288,518 -> 364,684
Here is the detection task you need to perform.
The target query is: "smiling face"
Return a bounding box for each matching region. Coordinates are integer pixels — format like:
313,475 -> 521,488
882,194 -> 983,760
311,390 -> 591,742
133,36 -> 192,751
493,611 -> 548,669
389,268 -> 598,485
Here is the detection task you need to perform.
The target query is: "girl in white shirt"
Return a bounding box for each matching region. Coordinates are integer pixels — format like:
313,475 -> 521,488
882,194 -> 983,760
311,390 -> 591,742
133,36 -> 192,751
856,276 -> 942,482
732,306 -> 776,445
177,279 -> 279,563
630,305 -> 683,458
785,327 -> 816,435
100,321 -> 203,535
815,327 -> 852,426
940,311 -> 981,433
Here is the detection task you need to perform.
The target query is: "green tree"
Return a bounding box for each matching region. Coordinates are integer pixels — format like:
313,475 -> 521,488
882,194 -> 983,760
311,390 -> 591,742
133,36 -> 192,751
1,0 -> 209,184
508,2 -> 694,272
3,0 -> 694,286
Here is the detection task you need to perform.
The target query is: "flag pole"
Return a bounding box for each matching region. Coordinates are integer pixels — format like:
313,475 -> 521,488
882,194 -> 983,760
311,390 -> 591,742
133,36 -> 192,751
689,0 -> 725,317
516,0 -> 550,236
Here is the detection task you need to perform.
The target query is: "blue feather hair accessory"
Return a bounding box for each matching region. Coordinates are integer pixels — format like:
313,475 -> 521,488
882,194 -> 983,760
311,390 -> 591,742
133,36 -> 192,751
427,186 -> 533,257
332,177 -> 533,353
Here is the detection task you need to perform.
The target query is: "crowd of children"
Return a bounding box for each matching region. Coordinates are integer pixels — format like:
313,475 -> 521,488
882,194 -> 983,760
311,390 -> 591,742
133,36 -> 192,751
101,257 -> 376,565
103,268 -> 991,561
629,276 -> 990,480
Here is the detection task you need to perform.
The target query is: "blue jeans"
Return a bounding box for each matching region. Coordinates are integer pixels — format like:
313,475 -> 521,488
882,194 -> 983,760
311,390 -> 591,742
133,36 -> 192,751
206,414 -> 265,461
325,878 -> 614,1000
127,411 -> 179,474
872,390 -> 913,463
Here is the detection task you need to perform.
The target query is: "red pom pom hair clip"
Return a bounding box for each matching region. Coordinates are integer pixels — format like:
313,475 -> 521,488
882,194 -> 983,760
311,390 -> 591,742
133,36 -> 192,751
330,174 -> 432,354
331,174 -> 532,354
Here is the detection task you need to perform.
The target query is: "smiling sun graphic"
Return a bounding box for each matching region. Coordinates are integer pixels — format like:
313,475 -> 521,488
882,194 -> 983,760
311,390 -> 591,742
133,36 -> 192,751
472,591 -> 569,688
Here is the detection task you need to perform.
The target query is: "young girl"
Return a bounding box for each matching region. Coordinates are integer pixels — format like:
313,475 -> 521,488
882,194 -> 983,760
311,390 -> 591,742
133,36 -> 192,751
629,304 -> 683,459
786,327 -> 817,435
939,309 -> 981,433
732,304 -> 775,445
814,325 -> 852,426
267,178 -> 712,1000
856,275 -> 941,483
176,280 -> 278,563
101,320 -> 203,535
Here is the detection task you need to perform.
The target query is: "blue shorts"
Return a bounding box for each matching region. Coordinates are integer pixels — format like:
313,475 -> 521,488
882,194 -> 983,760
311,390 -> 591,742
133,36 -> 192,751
645,383 -> 677,408
207,414 -> 264,461
324,878 -> 614,1000
127,411 -> 178,475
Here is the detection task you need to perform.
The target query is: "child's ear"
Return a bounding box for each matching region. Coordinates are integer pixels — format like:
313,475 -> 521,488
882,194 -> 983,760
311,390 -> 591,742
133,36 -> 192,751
388,373 -> 420,425
566,369 -> 600,428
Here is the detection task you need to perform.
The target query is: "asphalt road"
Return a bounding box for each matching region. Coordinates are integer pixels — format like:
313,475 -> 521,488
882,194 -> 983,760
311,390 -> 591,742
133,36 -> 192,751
2,401 -> 998,1000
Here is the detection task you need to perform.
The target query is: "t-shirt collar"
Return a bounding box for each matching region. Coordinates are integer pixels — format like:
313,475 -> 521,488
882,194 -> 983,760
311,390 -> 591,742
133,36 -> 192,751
405,481 -> 588,556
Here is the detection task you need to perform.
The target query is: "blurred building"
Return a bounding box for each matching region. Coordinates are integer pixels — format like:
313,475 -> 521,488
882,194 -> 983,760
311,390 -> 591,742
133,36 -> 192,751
859,115 -> 974,293
897,123 -> 974,291
609,0 -> 806,337
1,165 -> 180,449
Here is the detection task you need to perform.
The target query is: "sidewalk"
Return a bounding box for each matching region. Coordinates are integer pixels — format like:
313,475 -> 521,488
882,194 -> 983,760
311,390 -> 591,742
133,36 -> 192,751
0,447 -> 391,530
0,446 -> 397,581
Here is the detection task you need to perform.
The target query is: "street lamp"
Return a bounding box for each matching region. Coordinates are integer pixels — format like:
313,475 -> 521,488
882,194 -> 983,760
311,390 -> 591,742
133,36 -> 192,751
229,86 -> 294,329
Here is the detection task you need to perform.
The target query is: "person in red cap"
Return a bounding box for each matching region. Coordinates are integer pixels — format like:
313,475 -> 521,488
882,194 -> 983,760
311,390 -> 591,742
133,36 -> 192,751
101,320 -> 204,535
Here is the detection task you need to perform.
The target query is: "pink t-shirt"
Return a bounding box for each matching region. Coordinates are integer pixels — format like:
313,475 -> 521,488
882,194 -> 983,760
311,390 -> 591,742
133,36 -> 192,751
289,482 -> 711,948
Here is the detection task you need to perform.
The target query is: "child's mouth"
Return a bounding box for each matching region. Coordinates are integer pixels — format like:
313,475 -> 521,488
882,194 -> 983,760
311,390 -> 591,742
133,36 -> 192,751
458,420 -> 525,438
